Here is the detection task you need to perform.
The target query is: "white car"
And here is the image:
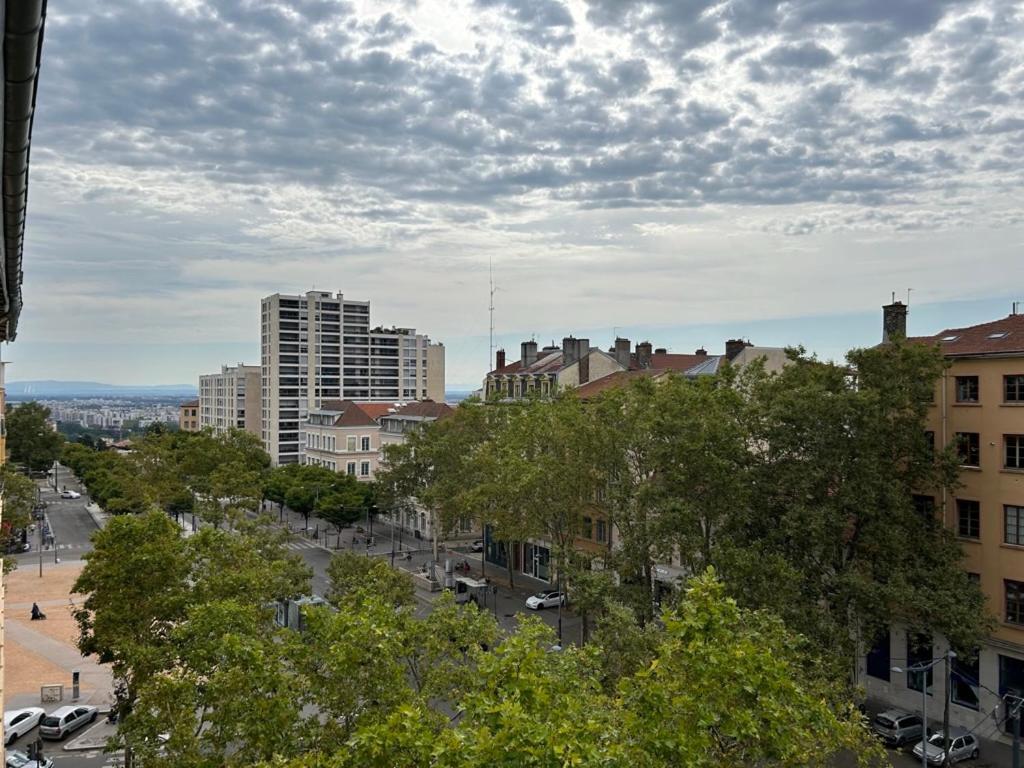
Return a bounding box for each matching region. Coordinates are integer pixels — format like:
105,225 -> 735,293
3,707 -> 45,745
59,489 -> 80,499
5,750 -> 53,768
525,590 -> 565,610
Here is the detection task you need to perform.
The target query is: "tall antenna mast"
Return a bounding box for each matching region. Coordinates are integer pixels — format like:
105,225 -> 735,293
489,258 -> 496,369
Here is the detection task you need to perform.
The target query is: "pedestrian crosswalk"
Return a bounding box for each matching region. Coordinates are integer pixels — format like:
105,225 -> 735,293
283,539 -> 324,551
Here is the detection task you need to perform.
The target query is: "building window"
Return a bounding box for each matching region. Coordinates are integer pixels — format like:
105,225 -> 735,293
913,494 -> 936,519
1007,435 -> 1024,469
361,436 -> 371,451
957,499 -> 980,539
951,651 -> 980,710
924,430 -> 935,454
596,519 -> 607,544
907,635 -> 933,693
347,436 -> 357,452
956,376 -> 979,403
1007,580 -> 1024,625
1006,375 -> 1024,403
346,462 -> 356,476
581,516 -> 593,539
956,432 -> 980,467
866,629 -> 891,682
360,461 -> 370,477
1006,506 -> 1024,546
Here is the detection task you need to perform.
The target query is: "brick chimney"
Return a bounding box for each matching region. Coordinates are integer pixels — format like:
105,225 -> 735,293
495,348 -> 506,370
695,347 -> 707,356
614,337 -> 631,368
725,339 -> 750,360
521,340 -> 538,368
636,341 -> 653,369
882,301 -> 908,343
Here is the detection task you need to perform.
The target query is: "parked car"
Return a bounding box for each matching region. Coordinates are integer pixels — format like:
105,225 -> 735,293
5,749 -> 53,768
3,707 -> 45,745
912,728 -> 979,764
59,489 -> 80,499
38,706 -> 97,740
871,709 -> 924,747
470,540 -> 484,553
525,590 -> 565,610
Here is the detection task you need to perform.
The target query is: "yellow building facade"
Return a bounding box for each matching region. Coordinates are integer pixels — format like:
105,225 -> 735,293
862,305 -> 1024,737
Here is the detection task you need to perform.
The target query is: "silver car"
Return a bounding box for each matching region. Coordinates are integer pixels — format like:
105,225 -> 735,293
38,706 -> 96,740
912,728 -> 979,764
5,750 -> 54,768
871,709 -> 924,747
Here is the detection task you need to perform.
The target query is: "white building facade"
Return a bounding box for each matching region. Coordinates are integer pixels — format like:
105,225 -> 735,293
199,364 -> 261,436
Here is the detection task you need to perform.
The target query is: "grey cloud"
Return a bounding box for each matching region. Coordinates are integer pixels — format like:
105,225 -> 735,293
475,0 -> 575,48
762,42 -> 836,69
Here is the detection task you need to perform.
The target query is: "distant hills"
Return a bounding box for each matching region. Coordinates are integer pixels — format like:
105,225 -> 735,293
5,380 -> 198,398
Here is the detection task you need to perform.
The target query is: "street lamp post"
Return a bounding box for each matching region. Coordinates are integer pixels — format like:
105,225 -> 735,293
893,650 -> 956,768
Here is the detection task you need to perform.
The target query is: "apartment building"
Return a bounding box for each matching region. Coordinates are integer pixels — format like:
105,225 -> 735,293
178,400 -> 200,432
486,336 -> 788,400
302,400 -> 381,479
861,302 -> 1024,737
261,290 -> 445,465
199,364 -> 261,437
378,400 -> 454,541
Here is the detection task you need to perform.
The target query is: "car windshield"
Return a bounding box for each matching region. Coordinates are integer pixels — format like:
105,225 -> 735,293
874,715 -> 897,728
41,715 -> 62,727
6,751 -> 30,768
532,593 -> 548,599
927,734 -> 950,747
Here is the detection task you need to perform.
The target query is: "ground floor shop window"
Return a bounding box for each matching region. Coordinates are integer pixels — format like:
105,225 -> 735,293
907,635 -> 933,693
999,655 -> 1024,732
951,651 -> 980,710
484,526 -> 507,569
866,630 -> 891,682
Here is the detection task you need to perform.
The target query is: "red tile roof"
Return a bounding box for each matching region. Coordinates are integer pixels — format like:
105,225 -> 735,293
320,400 -> 381,427
574,370 -> 667,399
908,313 -> 1024,357
648,352 -> 712,372
354,402 -> 400,420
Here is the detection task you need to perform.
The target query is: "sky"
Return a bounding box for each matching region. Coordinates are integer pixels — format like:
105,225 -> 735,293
4,0 -> 1023,390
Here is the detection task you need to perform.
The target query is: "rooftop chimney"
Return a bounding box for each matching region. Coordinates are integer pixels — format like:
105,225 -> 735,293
521,340 -> 538,368
882,301 -> 908,343
614,337 -> 631,368
695,347 -> 708,356
636,341 -> 653,369
725,339 -> 751,360
495,348 -> 506,370
654,347 -> 667,355
563,336 -> 579,365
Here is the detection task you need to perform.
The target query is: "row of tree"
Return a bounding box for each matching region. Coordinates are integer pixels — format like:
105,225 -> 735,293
77,510 -> 879,767
379,342 -> 990,676
61,426 -> 376,535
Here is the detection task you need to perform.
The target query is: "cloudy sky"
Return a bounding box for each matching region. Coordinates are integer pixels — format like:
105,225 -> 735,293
7,0 -> 1024,389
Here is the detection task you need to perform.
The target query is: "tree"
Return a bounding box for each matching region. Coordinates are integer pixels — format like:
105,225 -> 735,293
325,551 -> 414,608
1,464 -> 38,573
6,401 -> 64,473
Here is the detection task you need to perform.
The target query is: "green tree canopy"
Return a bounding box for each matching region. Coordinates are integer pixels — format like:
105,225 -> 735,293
6,401 -> 64,472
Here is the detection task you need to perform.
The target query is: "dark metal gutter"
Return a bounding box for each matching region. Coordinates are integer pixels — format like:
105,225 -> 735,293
1,0 -> 47,342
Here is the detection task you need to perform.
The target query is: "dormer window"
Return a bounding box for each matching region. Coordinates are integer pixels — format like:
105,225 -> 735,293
988,331 -> 1009,339
941,335 -> 960,342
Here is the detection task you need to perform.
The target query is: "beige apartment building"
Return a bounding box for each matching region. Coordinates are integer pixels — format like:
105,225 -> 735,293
199,364 -> 261,437
861,303 -> 1024,737
302,400 -> 381,480
261,291 -> 445,465
178,399 -> 200,432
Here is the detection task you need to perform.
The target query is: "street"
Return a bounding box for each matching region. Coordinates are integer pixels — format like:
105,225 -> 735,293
7,466 -> 995,768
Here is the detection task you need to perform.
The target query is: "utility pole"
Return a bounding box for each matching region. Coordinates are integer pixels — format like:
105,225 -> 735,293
1010,694 -> 1023,768
943,649 -> 956,768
